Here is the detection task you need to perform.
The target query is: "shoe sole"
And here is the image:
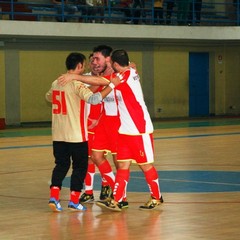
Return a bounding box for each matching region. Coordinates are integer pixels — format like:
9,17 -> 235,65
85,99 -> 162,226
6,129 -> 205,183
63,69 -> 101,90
48,203 -> 62,212
96,201 -> 122,212
118,201 -> 129,209
120,205 -> 129,209
139,205 -> 161,211
68,207 -> 87,211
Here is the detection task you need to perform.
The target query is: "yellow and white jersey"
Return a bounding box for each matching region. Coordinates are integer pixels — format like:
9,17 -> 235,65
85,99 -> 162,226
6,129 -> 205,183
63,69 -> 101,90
46,79 -> 94,142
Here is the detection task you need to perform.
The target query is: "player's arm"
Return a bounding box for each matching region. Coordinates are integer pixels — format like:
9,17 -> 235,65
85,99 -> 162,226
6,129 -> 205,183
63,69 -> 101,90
74,79 -> 116,105
89,85 -> 100,93
87,76 -> 120,105
45,91 -> 52,102
45,85 -> 54,102
58,73 -> 109,86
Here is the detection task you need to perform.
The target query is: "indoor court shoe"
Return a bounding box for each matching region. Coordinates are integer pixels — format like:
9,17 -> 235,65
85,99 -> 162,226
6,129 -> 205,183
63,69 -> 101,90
139,196 -> 164,210
99,185 -> 111,200
68,201 -> 87,211
118,200 -> 129,209
96,198 -> 122,212
79,193 -> 94,203
48,198 -> 63,212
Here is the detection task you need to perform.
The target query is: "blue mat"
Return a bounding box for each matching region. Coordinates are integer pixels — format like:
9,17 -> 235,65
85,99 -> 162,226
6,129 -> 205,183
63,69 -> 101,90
62,170 -> 240,193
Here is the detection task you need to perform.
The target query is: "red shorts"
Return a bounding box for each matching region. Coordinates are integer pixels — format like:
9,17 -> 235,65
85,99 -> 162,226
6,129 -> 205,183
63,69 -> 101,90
91,115 -> 120,154
88,131 -> 94,156
117,133 -> 154,165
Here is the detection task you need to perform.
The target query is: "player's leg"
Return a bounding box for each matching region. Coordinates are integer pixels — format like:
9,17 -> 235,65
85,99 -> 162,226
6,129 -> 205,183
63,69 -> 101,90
112,153 -> 129,208
96,133 -> 132,211
68,142 -> 88,211
96,161 -> 130,212
49,141 -> 71,212
91,117 -> 115,200
136,134 -> 163,210
80,156 -> 96,203
138,163 -> 163,210
97,115 -> 120,200
92,150 -> 115,199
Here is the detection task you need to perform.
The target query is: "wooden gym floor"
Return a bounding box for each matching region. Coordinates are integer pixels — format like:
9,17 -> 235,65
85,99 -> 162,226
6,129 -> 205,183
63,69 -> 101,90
0,117 -> 240,240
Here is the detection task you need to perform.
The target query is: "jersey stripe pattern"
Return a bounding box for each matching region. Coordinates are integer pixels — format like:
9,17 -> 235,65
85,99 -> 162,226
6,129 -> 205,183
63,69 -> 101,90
87,86 -> 104,133
101,73 -> 119,117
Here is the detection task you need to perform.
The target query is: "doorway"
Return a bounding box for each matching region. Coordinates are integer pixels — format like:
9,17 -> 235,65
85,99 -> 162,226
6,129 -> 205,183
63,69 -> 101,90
189,52 -> 209,117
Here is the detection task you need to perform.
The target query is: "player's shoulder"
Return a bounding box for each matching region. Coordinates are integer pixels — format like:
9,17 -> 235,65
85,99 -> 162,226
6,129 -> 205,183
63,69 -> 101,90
52,79 -> 58,86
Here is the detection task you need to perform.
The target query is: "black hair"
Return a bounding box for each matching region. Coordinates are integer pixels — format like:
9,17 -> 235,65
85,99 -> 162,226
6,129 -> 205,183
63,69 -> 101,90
111,49 -> 129,67
88,53 -> 93,59
92,45 -> 113,58
65,52 -> 86,70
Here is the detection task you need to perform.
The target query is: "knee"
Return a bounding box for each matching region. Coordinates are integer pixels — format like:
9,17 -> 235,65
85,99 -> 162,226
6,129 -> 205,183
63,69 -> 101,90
91,152 -> 104,165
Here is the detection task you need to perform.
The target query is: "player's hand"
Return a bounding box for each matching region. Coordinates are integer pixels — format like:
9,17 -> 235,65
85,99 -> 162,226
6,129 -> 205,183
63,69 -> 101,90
110,76 -> 121,87
129,61 -> 137,70
57,73 -> 74,86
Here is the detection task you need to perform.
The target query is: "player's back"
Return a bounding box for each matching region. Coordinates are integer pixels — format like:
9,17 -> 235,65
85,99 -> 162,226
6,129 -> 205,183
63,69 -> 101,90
50,80 -> 89,142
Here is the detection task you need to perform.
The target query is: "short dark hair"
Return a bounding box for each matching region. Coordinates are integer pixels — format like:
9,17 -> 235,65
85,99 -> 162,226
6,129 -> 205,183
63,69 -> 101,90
92,45 -> 113,58
65,52 -> 86,70
88,53 -> 93,59
111,49 -> 129,67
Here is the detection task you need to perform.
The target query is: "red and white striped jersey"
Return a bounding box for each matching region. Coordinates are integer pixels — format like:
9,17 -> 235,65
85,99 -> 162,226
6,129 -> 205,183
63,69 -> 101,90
102,73 -> 120,117
103,89 -> 119,116
87,86 -> 104,133
84,72 -> 104,132
115,68 -> 154,135
46,80 -> 93,142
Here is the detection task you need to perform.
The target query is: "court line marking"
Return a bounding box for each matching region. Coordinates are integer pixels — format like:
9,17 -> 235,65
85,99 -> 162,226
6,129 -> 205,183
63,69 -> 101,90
0,144 -> 51,150
154,132 -> 240,140
1,132 -> 240,150
132,176 -> 240,187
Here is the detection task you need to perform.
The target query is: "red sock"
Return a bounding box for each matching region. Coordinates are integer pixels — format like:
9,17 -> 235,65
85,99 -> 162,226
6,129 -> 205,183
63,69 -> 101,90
98,160 -> 115,191
144,167 -> 161,200
50,186 -> 60,200
84,163 -> 95,195
70,191 -> 81,204
113,169 -> 130,202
